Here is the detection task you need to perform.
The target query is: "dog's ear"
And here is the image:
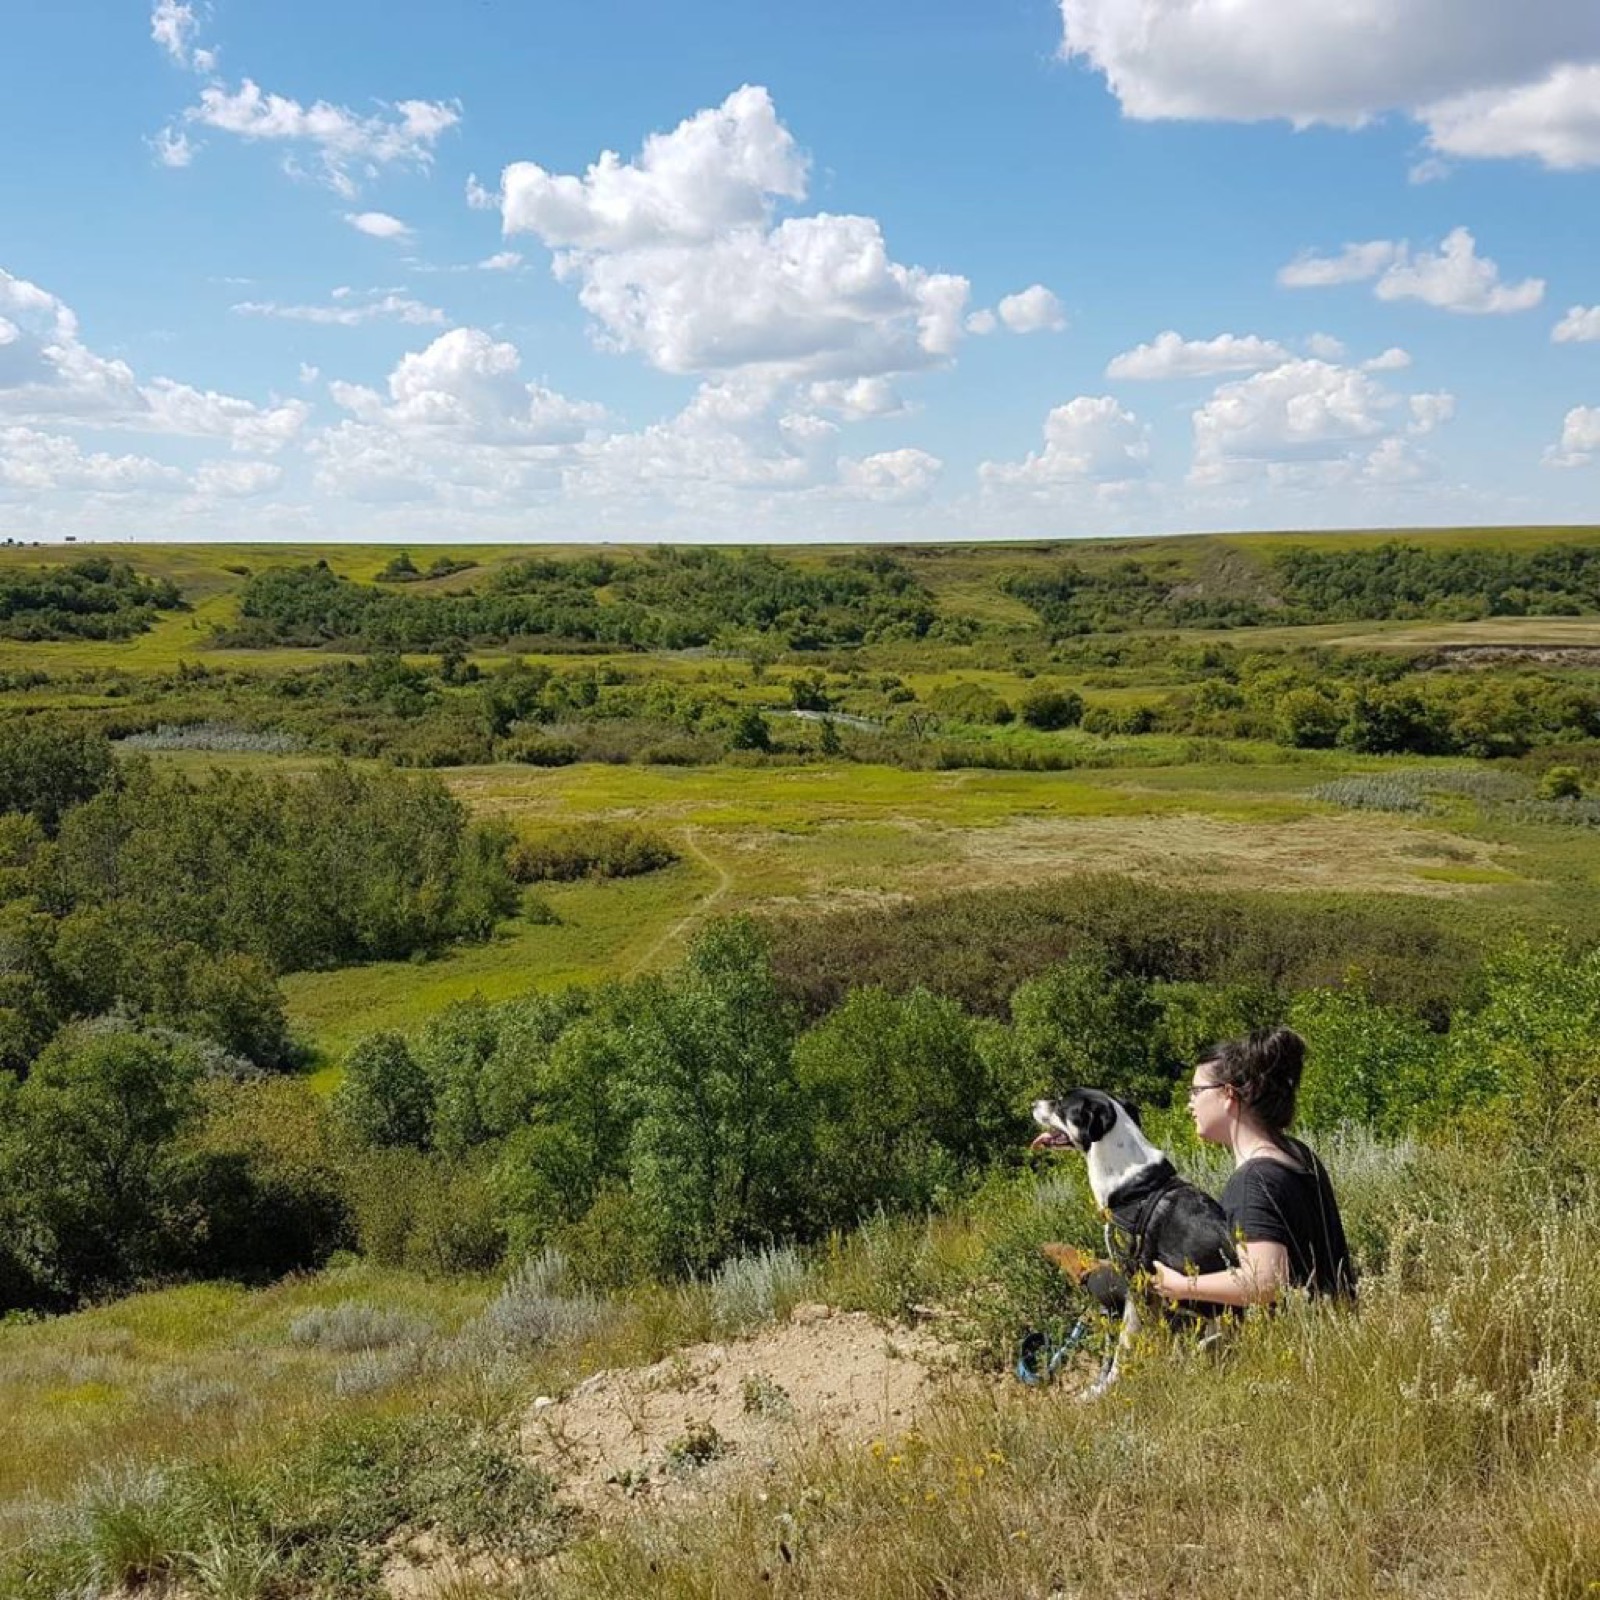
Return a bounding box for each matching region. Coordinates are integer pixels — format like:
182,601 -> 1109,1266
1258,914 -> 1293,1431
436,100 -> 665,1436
1120,1099 -> 1143,1127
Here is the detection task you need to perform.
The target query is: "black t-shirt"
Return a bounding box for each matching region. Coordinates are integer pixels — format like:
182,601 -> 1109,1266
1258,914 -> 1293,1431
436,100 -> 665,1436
1220,1137 -> 1356,1302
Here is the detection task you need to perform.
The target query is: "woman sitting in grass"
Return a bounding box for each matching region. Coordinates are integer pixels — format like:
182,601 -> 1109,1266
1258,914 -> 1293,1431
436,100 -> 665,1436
1153,1027 -> 1356,1308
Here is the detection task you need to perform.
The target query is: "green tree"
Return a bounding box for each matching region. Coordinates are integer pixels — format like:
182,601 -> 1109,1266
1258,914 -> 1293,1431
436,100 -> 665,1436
1274,688 -> 1344,749
335,1032 -> 435,1150
3,1027 -> 202,1300
1538,765 -> 1583,801
1019,688 -> 1084,732
1010,948 -> 1166,1108
729,708 -> 772,752
1287,987 -> 1442,1135
620,920 -> 800,1273
794,986 -> 1022,1227
0,714 -> 114,833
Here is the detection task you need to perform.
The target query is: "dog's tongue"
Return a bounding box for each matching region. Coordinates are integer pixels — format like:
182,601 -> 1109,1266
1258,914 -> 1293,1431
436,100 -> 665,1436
1030,1130 -> 1071,1151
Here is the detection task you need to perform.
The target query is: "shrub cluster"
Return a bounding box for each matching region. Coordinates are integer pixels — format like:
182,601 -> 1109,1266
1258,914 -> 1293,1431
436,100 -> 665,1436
218,548 -> 937,652
0,556 -> 183,641
0,736 -> 520,1075
505,822 -> 678,883
6,888 -> 1594,1317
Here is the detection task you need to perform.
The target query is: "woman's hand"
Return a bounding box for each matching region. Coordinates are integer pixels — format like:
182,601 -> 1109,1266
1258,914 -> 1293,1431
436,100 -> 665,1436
1147,1261 -> 1192,1299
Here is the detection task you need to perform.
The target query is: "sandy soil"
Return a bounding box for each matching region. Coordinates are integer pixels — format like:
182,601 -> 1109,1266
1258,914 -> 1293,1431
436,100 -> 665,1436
517,1305 -> 959,1522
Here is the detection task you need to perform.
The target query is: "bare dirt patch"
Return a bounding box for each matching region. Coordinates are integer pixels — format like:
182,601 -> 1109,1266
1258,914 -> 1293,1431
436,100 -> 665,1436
519,1307 -> 959,1522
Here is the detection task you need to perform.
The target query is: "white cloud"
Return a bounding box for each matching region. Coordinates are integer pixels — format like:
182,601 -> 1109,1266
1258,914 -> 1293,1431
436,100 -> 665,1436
1363,347 -> 1413,372
1281,229 -> 1543,314
1362,436 -> 1433,485
1408,155 -> 1453,185
141,379 -> 309,453
1545,405 -> 1600,468
838,447 -> 942,501
1374,228 -> 1544,314
346,211 -> 413,241
479,251 -> 522,272
1407,392 -> 1456,434
0,427 -> 184,494
234,292 -> 446,328
1278,241 -> 1399,288
1106,330 -> 1289,381
1056,0 -> 1600,169
500,84 -> 807,251
1554,306 -> 1600,343
980,395 -> 1151,492
179,81 -> 459,194
327,327 -> 603,445
997,285 -> 1066,334
0,268 -> 308,452
1304,333 -> 1346,360
563,378 -> 825,503
805,377 -> 904,419
150,0 -> 199,67
151,126 -> 196,168
299,363 -> 321,385
498,87 -> 970,386
1425,64 -> 1600,170
965,309 -> 998,336
194,459 -> 283,497
1190,359 -> 1403,485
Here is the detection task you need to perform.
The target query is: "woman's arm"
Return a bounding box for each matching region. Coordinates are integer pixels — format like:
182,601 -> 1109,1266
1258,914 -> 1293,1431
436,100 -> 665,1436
1148,1239 -> 1291,1308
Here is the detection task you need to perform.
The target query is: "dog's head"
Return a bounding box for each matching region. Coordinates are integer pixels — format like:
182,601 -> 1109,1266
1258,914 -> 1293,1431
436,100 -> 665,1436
1030,1089 -> 1137,1154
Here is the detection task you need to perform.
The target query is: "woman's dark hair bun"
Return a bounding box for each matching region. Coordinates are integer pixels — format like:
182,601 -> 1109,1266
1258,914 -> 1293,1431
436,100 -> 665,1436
1210,1026 -> 1306,1131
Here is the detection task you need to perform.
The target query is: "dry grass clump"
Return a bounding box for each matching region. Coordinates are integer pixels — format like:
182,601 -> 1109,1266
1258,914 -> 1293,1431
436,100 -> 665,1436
288,1301 -> 434,1353
1311,774 -> 1433,814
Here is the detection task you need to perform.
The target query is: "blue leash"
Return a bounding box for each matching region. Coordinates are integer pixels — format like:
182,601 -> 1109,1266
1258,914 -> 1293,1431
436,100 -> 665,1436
1015,1318 -> 1091,1386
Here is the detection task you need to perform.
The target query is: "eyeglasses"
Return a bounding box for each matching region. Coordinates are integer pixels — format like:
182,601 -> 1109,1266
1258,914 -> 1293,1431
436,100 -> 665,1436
1186,1082 -> 1228,1102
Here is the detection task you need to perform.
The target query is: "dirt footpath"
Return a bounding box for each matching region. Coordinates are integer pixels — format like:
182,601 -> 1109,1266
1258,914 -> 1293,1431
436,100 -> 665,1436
519,1305 -> 959,1520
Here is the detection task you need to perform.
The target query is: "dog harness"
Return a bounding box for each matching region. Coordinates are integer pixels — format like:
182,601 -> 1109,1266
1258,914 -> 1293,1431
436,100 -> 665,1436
1104,1158 -> 1185,1274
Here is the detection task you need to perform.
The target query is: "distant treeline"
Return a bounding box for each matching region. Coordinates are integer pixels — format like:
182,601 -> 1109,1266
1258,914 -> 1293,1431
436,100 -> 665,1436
1005,541 -> 1600,636
0,556 -> 183,640
215,549 -> 938,652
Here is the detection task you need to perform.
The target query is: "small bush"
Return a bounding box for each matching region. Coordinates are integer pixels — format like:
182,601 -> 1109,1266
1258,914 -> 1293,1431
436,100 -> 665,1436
707,1245 -> 810,1335
288,1301 -> 433,1352
506,822 -> 679,883
740,1371 -> 794,1418
1310,775 -> 1432,813
1019,688 -> 1084,731
1538,764 -> 1584,800
497,735 -> 580,767
473,1247 -> 610,1350
665,1420 -> 728,1471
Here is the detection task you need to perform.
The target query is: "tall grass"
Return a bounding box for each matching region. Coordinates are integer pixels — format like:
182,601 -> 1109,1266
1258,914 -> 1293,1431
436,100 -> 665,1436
5,1138 -> 1599,1598
536,1142 -> 1600,1600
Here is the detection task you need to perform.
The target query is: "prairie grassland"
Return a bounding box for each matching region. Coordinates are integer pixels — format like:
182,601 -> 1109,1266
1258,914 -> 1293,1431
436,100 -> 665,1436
263,749 -> 1577,1060
1166,613 -> 1600,652
5,1138 -> 1597,1598
0,1264 -> 493,1538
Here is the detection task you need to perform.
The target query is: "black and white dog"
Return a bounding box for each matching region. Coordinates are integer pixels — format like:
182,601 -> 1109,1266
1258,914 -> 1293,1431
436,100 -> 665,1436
1032,1088 -> 1237,1396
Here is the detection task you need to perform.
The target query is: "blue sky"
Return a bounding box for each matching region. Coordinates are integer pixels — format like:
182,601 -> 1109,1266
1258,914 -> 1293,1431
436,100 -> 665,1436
2,0 -> 1598,542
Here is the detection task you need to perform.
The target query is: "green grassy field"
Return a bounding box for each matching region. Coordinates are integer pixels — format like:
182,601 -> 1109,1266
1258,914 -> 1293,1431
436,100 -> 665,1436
245,748 -> 1588,1061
